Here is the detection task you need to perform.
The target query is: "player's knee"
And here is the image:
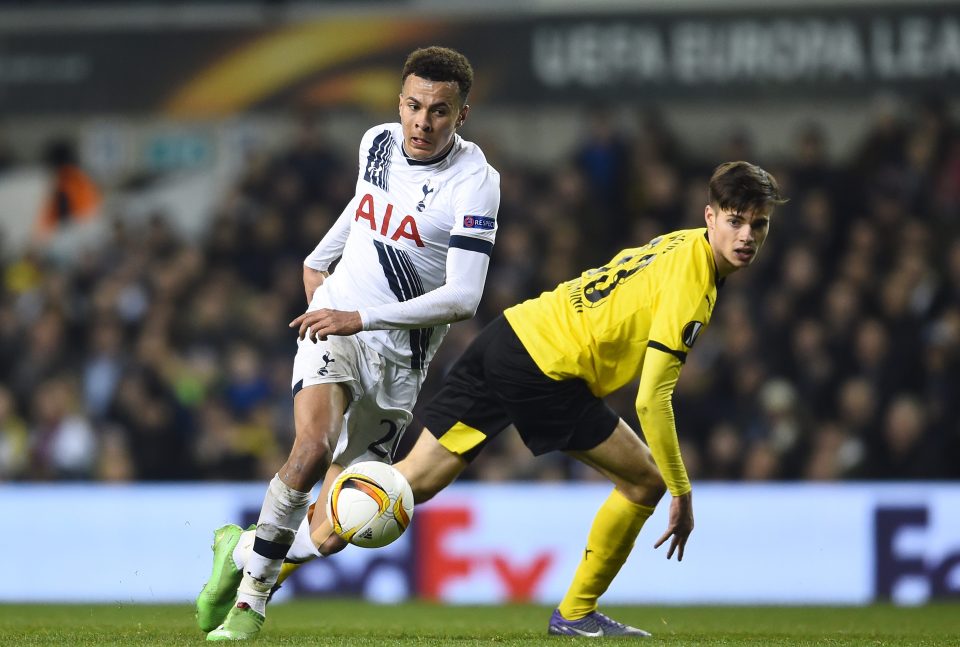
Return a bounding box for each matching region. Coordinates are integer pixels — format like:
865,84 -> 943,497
645,473 -> 668,502
317,532 -> 348,556
408,472 -> 445,504
412,484 -> 438,504
289,438 -> 330,463
287,437 -> 332,476
619,471 -> 667,507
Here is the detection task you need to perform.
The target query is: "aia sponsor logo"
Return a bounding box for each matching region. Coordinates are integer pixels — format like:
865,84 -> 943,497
355,193 -> 424,247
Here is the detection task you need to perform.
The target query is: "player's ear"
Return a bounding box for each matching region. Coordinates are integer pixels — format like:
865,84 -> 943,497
398,93 -> 404,117
704,204 -> 715,230
456,104 -> 471,129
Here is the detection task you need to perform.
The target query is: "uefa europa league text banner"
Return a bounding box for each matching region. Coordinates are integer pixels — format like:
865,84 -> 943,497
0,3 -> 957,116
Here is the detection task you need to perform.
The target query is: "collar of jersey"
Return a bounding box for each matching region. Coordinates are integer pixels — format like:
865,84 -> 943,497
701,230 -> 726,290
400,138 -> 457,166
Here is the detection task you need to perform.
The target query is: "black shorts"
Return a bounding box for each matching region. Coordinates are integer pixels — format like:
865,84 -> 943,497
422,315 -> 619,461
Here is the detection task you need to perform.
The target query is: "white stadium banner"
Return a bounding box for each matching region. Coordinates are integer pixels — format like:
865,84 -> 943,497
0,482 -> 957,604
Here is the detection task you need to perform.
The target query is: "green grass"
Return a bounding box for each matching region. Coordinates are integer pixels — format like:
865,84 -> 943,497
1,601 -> 958,646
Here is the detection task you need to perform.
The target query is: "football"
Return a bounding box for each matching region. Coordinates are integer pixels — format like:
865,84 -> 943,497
326,461 -> 415,548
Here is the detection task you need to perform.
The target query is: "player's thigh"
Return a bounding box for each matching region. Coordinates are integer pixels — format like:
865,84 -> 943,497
566,418 -> 666,507
291,333 -> 367,444
394,430 -> 468,504
293,383 -> 351,449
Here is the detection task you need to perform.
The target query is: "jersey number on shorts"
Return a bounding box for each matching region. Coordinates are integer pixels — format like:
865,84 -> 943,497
368,419 -> 404,460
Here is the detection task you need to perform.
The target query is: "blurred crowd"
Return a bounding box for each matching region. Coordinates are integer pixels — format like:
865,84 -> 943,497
1,97 -> 958,484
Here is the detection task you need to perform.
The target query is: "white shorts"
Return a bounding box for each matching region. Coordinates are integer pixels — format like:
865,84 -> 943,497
291,332 -> 423,467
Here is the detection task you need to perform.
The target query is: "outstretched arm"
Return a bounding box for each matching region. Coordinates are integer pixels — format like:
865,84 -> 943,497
359,244 -> 490,329
290,245 -> 490,341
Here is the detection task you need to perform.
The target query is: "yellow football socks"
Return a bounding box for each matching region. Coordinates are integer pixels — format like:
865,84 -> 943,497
276,560 -> 301,586
557,488 -> 655,620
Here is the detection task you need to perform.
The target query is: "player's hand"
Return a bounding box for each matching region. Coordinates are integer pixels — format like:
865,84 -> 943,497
289,308 -> 362,342
654,492 -> 694,561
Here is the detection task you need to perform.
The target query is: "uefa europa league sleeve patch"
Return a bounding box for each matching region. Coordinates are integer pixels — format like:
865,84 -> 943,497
463,215 -> 495,230
682,321 -> 704,348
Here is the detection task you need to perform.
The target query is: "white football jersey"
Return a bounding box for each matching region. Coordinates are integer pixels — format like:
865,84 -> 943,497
306,123 -> 500,370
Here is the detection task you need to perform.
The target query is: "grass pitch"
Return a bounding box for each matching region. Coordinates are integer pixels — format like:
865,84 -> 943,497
0,600 -> 957,646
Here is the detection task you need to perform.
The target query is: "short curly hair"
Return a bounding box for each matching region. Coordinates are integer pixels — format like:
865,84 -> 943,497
401,46 -> 474,105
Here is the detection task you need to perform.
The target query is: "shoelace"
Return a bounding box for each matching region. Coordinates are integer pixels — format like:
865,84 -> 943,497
594,612 -> 627,629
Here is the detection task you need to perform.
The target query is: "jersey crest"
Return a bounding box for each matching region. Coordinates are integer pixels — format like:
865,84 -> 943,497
682,321 -> 704,348
416,180 -> 436,212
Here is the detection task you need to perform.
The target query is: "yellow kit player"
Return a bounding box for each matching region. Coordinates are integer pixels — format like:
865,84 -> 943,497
398,160 -> 786,637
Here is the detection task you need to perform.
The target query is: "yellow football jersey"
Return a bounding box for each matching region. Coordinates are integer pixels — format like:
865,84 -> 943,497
505,228 -> 719,396
504,228 -> 721,495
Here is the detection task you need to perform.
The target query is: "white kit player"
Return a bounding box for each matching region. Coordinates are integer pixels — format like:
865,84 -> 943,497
198,47 -> 500,641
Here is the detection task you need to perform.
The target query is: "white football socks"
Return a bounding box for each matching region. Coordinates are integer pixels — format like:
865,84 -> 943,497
234,514 -> 321,569
232,528 -> 255,569
288,514 -> 323,562
236,475 -> 311,615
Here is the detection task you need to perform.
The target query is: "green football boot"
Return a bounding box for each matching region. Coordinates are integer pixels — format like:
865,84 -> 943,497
196,524 -> 250,632
206,602 -> 265,641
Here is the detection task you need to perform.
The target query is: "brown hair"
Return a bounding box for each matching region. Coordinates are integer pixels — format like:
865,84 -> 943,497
708,161 -> 787,215
401,46 -> 474,105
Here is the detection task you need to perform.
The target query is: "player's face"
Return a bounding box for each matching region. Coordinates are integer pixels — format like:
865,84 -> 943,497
399,74 -> 469,161
705,204 -> 771,277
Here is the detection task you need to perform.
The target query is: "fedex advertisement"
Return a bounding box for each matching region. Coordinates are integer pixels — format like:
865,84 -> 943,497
1,483 -> 958,604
